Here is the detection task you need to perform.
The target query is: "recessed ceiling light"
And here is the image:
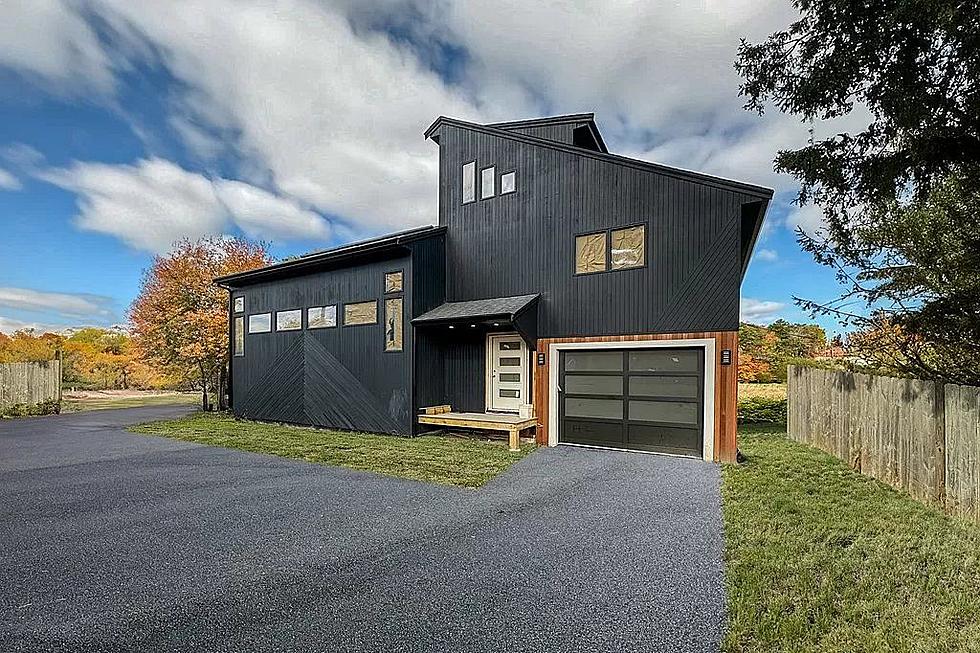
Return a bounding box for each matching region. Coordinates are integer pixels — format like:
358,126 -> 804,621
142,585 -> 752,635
470,324 -> 476,328
448,325 -> 455,329
493,322 -> 499,327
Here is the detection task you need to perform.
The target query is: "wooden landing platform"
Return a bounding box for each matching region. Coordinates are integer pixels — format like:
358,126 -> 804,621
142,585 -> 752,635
417,411 -> 537,451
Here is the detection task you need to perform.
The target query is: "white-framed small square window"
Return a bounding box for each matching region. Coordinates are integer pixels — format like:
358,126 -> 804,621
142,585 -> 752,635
276,309 -> 302,331
500,171 -> 516,194
233,296 -> 245,313
307,305 -> 337,329
481,166 -> 495,199
462,161 -> 476,204
248,313 -> 271,333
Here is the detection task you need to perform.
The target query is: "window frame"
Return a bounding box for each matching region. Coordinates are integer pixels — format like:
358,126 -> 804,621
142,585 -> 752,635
275,309 -> 303,332
307,305 -> 337,329
573,229 -> 609,276
573,223 -> 648,276
480,165 -> 496,199
461,160 -> 476,204
383,296 -> 403,353
233,295 -> 245,313
500,170 -> 516,195
233,315 -> 245,356
247,313 -> 272,334
384,269 -> 403,294
343,299 -> 379,327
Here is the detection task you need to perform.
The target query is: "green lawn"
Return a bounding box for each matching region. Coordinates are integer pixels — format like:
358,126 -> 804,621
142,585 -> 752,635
724,424 -> 980,652
129,412 -> 534,488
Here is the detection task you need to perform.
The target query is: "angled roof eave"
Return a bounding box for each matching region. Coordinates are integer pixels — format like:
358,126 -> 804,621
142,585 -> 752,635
424,116 -> 774,199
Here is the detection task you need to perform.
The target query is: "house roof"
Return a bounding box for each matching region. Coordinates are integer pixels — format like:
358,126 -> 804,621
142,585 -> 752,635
486,113 -> 608,153
412,294 -> 540,324
214,224 -> 445,287
424,115 -> 774,199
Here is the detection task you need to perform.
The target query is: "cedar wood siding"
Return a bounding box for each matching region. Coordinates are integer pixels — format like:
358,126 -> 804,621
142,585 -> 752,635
437,123 -> 760,337
229,250 -> 415,434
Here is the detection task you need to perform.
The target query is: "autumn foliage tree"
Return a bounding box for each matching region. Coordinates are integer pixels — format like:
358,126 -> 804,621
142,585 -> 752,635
129,237 -> 271,410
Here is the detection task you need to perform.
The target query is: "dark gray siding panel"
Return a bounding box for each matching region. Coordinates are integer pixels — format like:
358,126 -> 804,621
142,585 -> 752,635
409,234 -> 447,422
437,125 -> 755,337
230,251 -> 413,434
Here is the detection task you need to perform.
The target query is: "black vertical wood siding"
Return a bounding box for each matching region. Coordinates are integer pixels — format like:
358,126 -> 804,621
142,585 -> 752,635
230,251 -> 414,434
436,124 -> 758,338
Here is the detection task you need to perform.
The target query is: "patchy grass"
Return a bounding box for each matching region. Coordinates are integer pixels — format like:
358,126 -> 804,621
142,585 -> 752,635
737,382 -> 787,401
63,392 -> 198,412
129,412 -> 534,488
723,424 -> 980,652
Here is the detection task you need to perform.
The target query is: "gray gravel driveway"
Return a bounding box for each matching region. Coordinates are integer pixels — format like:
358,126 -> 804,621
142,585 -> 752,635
0,406 -> 725,652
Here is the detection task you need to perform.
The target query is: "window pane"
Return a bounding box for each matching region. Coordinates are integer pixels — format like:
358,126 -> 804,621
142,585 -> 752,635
564,375 -> 623,395
233,296 -> 244,313
384,298 -> 403,352
501,171 -> 516,194
499,389 -> 520,398
564,351 -> 622,372
575,232 -> 606,274
248,313 -> 271,333
499,356 -> 521,366
499,341 -> 521,351
629,350 -> 700,373
629,376 -> 699,398
384,271 -> 403,293
611,225 -> 645,270
629,400 -> 698,425
234,316 -> 244,356
344,301 -> 377,326
481,166 -> 495,199
565,397 -> 623,419
307,305 -> 336,329
462,162 -> 475,203
276,309 -> 302,331
499,373 -> 521,382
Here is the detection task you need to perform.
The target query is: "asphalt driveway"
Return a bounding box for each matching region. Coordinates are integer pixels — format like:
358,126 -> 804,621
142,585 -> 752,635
0,407 -> 725,652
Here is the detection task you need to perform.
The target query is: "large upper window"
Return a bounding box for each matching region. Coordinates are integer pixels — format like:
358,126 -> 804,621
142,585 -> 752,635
575,232 -> 607,274
276,309 -> 302,331
481,166 -> 495,199
344,300 -> 377,326
611,225 -> 646,270
248,313 -> 271,333
462,161 -> 475,204
307,305 -> 337,329
575,225 -> 646,275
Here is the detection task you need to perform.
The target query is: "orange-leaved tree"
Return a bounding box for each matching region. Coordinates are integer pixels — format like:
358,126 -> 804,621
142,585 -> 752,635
129,237 -> 271,410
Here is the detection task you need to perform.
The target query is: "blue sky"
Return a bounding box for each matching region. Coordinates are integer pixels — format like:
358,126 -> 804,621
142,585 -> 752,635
0,0 -> 855,336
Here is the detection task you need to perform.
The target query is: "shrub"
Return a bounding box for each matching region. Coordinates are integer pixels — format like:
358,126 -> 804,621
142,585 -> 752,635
737,396 -> 786,424
0,399 -> 61,418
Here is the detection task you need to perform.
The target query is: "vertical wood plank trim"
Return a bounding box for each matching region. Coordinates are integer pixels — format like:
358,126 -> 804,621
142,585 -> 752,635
532,330 -> 737,462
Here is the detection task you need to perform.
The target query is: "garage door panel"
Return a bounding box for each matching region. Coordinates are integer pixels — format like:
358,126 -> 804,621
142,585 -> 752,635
627,424 -> 701,456
559,347 -> 705,456
562,419 -> 623,446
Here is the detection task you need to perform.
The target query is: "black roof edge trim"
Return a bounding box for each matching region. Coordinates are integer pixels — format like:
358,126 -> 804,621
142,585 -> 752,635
739,199 -> 771,282
214,224 -> 445,286
424,116 -> 774,198
486,113 -> 596,130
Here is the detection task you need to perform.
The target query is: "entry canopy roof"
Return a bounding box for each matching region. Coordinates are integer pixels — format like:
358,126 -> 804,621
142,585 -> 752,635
412,294 -> 540,348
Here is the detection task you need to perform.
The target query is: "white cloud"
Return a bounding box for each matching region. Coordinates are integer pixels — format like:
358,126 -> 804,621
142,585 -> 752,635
0,287 -> 114,319
755,248 -> 778,262
0,315 -> 66,334
39,158 -> 330,253
0,0 -> 116,94
0,167 -> 20,190
785,203 -> 826,236
740,298 -> 785,324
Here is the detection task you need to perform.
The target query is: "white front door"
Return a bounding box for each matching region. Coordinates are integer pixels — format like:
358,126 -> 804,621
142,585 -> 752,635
487,333 -> 527,413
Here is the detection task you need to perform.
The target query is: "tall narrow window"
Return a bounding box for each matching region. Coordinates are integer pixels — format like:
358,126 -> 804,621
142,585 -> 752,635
481,166 -> 495,199
575,232 -> 607,274
384,298 -> 403,352
233,316 -> 244,356
500,171 -> 516,194
610,225 -> 646,270
462,161 -> 475,204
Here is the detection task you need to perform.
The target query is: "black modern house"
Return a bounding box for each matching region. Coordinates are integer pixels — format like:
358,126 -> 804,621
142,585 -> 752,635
215,113 -> 772,462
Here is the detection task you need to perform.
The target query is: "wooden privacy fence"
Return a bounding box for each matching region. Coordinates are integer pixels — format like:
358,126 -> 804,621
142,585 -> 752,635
787,365 -> 980,522
0,359 -> 62,409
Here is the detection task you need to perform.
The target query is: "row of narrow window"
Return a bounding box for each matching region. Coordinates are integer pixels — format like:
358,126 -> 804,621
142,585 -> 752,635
462,162 -> 516,204
231,271 -> 404,356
